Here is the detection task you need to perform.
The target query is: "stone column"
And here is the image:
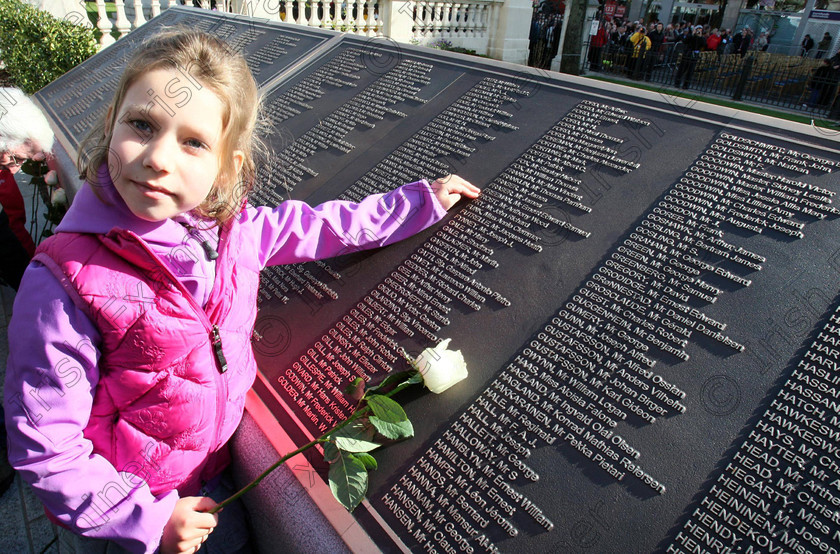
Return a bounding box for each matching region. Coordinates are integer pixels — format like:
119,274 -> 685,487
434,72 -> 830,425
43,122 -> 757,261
381,0 -> 416,43
627,0 -> 646,22
658,0 -> 675,24
719,0 -> 743,32
487,0 -> 531,63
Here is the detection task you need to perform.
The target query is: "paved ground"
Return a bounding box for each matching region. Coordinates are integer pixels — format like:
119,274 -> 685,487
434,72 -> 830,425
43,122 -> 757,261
0,171 -> 60,553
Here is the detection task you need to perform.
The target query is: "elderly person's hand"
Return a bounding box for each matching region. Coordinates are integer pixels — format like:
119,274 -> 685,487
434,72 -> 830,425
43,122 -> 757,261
0,140 -> 46,175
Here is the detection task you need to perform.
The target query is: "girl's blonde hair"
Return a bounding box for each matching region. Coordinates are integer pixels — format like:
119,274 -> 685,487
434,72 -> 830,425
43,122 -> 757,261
78,28 -> 264,224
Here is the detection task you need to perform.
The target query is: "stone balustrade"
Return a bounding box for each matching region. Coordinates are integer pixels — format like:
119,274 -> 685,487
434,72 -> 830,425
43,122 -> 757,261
90,0 -> 511,59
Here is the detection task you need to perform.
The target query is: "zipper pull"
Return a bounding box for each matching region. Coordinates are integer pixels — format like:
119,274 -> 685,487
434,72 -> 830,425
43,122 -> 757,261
211,325 -> 228,373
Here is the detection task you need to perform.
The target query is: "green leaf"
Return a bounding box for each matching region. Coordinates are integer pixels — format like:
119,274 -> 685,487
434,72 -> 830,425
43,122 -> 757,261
331,420 -> 380,453
328,451 -> 368,511
370,415 -> 414,440
366,395 -> 409,424
364,369 -> 419,395
322,440 -> 340,463
355,452 -> 378,471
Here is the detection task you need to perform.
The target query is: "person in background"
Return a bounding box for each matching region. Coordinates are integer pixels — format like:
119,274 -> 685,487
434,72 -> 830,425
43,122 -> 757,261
718,28 -> 731,54
828,50 -> 840,122
706,28 -> 721,54
589,21 -> 609,72
0,88 -> 55,290
0,87 -> 56,499
804,58 -> 838,109
628,25 -> 651,78
756,31 -> 769,52
737,28 -> 753,57
674,25 -> 706,89
663,23 -> 676,44
732,27 -> 743,52
817,32 -> 832,59
801,34 -> 815,57
646,22 -> 665,79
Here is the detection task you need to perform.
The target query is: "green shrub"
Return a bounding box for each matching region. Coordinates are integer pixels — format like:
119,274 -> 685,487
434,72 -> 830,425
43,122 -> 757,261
0,0 -> 97,93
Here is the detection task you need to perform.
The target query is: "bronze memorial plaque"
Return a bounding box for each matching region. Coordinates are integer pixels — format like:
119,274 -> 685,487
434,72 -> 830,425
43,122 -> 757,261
37,9 -> 840,554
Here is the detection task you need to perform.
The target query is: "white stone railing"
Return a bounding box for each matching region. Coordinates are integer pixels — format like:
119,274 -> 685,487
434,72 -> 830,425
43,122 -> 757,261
91,0 -> 504,56
409,1 -> 497,46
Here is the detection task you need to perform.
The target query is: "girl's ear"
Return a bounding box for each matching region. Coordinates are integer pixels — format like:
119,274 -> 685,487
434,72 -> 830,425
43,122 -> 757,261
103,105 -> 114,136
232,150 -> 244,176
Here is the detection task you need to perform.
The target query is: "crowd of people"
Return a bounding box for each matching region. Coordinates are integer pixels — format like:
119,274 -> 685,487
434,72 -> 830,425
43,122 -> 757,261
588,17 -> 840,112
528,13 -> 563,69
589,19 -> 775,79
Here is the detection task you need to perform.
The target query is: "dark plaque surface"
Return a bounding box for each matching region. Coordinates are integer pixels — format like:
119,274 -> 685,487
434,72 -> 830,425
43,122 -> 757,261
38,11 -> 840,554
34,7 -> 336,152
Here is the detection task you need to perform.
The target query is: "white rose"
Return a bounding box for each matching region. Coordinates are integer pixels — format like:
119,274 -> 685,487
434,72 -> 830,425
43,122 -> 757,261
50,187 -> 67,207
44,170 -> 59,186
415,338 -> 468,394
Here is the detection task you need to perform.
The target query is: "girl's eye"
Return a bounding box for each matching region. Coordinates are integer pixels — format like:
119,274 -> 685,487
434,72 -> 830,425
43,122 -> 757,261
129,119 -> 152,134
185,138 -> 207,150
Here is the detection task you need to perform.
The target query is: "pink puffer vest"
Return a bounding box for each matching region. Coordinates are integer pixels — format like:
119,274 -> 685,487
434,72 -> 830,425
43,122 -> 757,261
33,221 -> 260,497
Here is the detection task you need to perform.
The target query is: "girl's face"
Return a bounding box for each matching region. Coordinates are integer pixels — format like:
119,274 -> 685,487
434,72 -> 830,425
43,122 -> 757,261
108,68 -> 242,222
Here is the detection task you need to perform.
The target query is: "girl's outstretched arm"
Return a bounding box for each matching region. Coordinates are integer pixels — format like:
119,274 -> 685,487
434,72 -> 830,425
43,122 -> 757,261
247,177 -> 479,268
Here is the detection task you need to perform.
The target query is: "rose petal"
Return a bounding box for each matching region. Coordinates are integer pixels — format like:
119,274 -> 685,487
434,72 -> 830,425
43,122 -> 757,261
415,339 -> 468,394
51,188 -> 67,207
44,170 -> 58,186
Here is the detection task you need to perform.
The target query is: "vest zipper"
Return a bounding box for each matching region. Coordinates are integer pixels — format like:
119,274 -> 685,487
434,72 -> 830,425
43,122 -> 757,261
211,324 -> 228,373
118,229 -> 230,452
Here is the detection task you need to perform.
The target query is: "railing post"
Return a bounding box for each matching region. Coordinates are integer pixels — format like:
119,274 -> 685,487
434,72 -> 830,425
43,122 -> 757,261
479,3 -> 489,35
440,2 -> 452,38
96,0 -> 116,48
321,0 -> 334,29
354,0 -> 366,34
452,3 -> 463,37
295,0 -> 307,25
431,2 -> 443,38
365,0 -> 376,36
308,0 -> 321,28
465,2 -> 475,38
732,55 -> 755,101
113,0 -> 132,39
131,0 -> 147,29
421,1 -> 432,40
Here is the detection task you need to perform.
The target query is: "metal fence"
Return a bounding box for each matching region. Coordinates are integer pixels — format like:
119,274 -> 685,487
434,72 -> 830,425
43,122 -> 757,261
584,41 -> 840,119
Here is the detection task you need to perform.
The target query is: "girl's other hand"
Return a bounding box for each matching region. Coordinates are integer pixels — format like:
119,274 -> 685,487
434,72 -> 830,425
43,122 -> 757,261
430,175 -> 480,211
161,496 -> 219,553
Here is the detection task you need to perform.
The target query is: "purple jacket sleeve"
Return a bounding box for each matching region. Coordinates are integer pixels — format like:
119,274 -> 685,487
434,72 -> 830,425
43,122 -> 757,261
246,180 -> 446,267
4,263 -> 179,554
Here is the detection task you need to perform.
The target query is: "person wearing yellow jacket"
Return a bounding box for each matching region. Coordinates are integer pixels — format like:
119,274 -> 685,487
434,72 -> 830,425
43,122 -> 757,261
627,26 -> 652,79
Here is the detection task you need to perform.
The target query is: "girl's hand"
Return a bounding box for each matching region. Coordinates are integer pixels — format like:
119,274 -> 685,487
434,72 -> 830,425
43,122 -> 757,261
161,496 -> 219,554
430,175 -> 480,211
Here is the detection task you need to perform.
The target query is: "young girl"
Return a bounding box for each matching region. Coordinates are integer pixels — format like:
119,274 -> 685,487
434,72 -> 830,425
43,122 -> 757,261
4,29 -> 479,553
